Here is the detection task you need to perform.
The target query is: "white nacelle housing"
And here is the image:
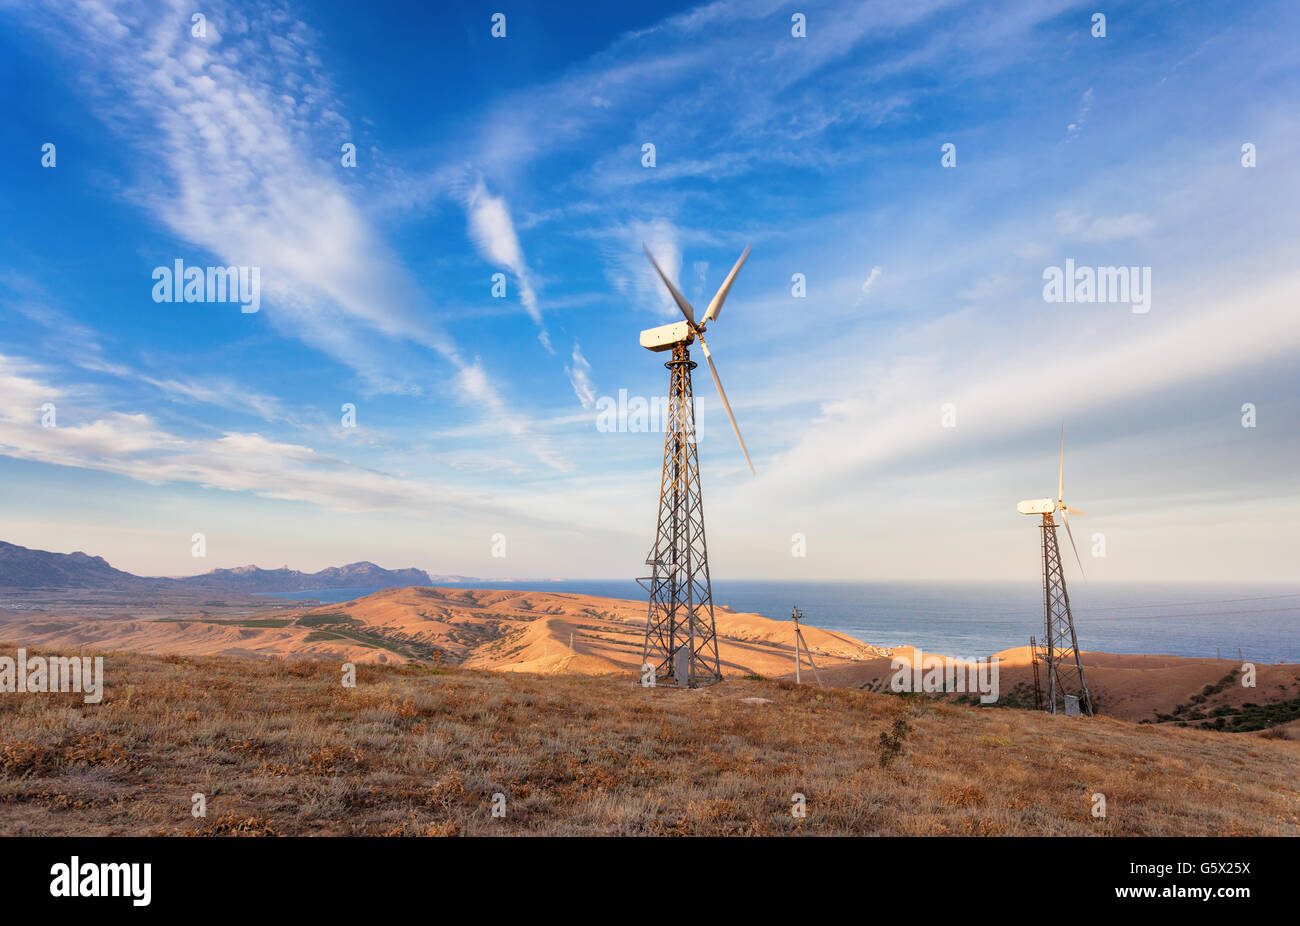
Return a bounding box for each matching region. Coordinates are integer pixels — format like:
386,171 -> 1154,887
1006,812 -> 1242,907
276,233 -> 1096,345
1017,498 -> 1056,515
640,321 -> 693,352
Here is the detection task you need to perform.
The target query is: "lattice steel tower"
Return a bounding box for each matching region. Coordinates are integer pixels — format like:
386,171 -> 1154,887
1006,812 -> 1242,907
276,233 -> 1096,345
1037,513 -> 1092,715
1018,423 -> 1092,715
637,244 -> 755,689
640,342 -> 721,687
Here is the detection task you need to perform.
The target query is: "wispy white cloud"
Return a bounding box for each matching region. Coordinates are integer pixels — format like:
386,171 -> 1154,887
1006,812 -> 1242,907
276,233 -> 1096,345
565,341 -> 596,410
859,266 -> 883,300
464,179 -> 553,352
1056,209 -> 1155,242
0,354 -> 61,422
0,354 -> 573,519
1066,86 -> 1095,139
16,0 -> 567,471
137,375 -> 294,425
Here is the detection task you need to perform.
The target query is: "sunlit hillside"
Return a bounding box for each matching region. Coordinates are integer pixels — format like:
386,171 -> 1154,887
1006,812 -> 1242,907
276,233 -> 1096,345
2,651 -> 1296,836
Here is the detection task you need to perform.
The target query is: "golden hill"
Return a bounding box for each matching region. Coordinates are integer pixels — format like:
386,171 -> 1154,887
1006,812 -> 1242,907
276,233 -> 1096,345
0,586 -> 883,677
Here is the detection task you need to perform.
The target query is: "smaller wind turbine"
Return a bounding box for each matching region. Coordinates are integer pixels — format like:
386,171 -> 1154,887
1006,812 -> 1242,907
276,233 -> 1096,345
1018,423 -> 1092,716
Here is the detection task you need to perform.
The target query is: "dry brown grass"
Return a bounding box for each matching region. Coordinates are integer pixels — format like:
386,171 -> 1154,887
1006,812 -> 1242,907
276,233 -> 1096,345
1,650 -> 1297,836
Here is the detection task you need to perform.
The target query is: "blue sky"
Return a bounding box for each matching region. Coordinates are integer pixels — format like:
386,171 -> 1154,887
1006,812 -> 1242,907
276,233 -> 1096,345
0,0 -> 1297,583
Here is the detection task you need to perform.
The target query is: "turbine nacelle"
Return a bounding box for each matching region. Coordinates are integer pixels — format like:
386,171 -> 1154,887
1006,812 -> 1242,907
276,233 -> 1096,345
1017,498 -> 1056,515
639,320 -> 694,352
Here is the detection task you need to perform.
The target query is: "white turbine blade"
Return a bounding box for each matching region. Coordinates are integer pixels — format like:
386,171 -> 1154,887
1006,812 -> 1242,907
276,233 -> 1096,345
1067,506 -> 1087,517
1062,511 -> 1086,580
1058,419 -> 1065,503
702,244 -> 751,324
642,244 -> 696,327
697,335 -> 755,475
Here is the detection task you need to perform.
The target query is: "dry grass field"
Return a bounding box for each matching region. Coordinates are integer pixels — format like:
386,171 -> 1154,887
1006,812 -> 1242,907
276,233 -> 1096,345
1,649 -> 1297,836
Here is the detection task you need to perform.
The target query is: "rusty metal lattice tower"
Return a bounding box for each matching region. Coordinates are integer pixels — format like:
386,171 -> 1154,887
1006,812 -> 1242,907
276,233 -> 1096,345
1039,513 -> 1092,715
638,341 -> 722,688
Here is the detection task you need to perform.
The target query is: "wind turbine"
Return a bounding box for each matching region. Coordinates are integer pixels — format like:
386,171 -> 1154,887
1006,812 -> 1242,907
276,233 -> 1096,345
637,244 -> 754,689
1017,423 -> 1093,715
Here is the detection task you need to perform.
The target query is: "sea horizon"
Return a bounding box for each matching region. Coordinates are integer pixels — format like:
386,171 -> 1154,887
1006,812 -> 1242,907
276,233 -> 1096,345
264,578 -> 1300,664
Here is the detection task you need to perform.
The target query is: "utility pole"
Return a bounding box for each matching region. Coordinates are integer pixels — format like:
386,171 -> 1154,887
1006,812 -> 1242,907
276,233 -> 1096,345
791,606 -> 821,685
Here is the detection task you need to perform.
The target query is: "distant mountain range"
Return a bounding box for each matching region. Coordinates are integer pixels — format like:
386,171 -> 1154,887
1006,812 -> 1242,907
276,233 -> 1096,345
0,541 -> 463,592
168,561 -> 438,592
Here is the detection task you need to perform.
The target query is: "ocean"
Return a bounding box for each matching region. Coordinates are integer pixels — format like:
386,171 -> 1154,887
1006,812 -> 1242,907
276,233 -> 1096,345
262,579 -> 1300,663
